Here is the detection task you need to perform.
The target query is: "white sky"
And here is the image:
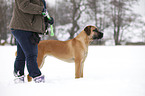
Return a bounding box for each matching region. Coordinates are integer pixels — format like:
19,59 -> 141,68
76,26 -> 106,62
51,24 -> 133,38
133,0 -> 145,17
46,0 -> 56,5
46,0 -> 145,17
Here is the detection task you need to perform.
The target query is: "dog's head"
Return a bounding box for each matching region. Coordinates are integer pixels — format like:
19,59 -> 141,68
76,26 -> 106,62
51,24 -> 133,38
84,26 -> 103,40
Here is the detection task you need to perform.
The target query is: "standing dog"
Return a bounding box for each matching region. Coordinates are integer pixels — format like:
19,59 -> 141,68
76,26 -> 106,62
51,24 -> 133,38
27,25 -> 103,82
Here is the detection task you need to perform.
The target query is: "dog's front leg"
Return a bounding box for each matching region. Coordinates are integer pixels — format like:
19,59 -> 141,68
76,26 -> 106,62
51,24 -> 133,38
75,55 -> 84,79
75,60 -> 81,79
80,51 -> 88,78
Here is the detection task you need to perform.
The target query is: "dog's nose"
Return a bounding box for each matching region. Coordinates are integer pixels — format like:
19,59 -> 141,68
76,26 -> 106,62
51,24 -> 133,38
99,32 -> 103,39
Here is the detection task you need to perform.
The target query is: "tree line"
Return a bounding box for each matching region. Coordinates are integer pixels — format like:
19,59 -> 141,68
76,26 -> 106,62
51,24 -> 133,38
0,0 -> 144,45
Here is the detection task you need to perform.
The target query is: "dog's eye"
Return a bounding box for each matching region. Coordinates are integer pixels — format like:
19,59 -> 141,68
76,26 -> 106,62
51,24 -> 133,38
93,29 -> 99,32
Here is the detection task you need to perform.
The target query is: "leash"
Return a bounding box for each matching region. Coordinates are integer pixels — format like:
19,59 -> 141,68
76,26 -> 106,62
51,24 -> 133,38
42,0 -> 54,36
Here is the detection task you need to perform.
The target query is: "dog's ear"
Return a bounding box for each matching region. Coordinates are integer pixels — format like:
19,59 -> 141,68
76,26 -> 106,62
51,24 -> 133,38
84,26 -> 91,35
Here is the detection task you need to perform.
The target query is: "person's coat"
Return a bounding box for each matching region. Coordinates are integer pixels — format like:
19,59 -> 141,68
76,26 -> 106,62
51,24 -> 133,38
10,0 -> 45,33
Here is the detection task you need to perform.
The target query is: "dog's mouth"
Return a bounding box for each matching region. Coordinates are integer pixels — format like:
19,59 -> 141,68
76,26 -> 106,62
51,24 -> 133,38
93,32 -> 103,39
93,29 -> 103,40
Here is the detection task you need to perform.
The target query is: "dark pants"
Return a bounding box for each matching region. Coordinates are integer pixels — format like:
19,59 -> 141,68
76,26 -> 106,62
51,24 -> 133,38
11,29 -> 41,78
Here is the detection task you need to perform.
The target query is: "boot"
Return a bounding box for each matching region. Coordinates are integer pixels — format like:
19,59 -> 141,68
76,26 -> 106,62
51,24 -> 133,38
33,75 -> 45,83
14,75 -> 25,83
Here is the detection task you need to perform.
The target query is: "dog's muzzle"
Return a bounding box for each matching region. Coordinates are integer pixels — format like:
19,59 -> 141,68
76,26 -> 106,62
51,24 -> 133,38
93,32 -> 103,39
93,29 -> 103,40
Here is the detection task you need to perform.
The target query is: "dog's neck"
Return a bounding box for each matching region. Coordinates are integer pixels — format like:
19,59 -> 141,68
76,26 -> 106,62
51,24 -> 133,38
75,31 -> 90,46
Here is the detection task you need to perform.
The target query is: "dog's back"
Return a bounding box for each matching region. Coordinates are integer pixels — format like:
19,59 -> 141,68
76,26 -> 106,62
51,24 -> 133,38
38,40 -> 75,62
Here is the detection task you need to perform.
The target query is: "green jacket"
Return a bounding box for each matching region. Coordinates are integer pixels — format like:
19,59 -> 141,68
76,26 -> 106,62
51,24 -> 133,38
10,0 -> 45,33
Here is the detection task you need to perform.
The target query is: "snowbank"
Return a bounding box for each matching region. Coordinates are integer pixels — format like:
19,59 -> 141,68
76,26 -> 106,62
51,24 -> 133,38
0,46 -> 145,96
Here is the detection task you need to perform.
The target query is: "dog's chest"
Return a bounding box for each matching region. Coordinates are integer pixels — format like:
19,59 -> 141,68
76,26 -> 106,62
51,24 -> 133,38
63,58 -> 75,63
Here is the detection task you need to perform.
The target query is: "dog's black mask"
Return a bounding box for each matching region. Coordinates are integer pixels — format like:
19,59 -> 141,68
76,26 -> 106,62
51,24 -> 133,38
93,29 -> 103,40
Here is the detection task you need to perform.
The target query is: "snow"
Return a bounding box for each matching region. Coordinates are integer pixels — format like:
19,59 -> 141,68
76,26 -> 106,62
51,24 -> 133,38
55,24 -> 71,41
0,45 -> 145,96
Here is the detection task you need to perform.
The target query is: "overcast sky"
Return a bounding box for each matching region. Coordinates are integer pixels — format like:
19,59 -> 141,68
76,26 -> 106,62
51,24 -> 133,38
133,0 -> 145,17
46,0 -> 145,17
46,0 -> 55,5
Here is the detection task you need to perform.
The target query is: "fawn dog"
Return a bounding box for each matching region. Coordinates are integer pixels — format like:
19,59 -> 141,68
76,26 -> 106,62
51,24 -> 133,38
16,25 -> 103,82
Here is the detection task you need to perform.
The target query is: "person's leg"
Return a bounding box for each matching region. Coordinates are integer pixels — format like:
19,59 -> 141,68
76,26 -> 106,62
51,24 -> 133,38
12,30 -> 41,78
14,41 -> 25,76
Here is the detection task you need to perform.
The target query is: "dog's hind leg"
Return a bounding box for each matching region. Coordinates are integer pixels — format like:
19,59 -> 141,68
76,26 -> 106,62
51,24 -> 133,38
37,53 -> 46,69
27,74 -> 32,82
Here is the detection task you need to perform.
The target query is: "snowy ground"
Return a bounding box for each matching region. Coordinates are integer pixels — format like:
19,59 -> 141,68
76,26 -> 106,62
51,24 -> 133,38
0,46 -> 145,96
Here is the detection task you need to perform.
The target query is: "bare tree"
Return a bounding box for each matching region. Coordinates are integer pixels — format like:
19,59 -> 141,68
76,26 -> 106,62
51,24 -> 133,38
87,0 -> 102,27
56,0 -> 86,39
108,0 -> 139,45
86,0 -> 106,45
55,1 -> 72,26
69,0 -> 87,39
0,0 -> 8,45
